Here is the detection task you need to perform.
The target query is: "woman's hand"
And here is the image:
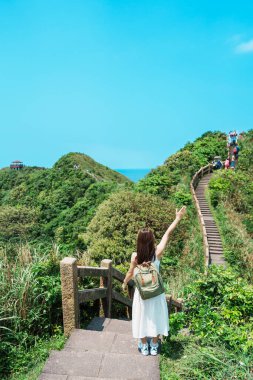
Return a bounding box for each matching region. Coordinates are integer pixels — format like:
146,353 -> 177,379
122,282 -> 127,291
176,206 -> 187,220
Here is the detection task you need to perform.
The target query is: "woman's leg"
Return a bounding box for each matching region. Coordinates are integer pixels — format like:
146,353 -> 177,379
150,336 -> 159,356
141,337 -> 147,344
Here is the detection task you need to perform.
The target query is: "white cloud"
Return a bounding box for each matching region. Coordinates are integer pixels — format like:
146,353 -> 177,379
235,39 -> 253,54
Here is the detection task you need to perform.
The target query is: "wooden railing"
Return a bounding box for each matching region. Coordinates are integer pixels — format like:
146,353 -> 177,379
60,257 -> 184,336
60,258 -> 135,336
190,164 -> 213,269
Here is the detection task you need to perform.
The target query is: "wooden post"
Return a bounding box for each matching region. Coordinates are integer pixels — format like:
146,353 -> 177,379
60,257 -> 79,336
100,259 -> 112,318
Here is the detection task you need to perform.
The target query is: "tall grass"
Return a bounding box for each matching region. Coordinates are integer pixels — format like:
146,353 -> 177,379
207,199 -> 253,282
163,212 -> 205,299
0,243 -> 63,378
160,334 -> 253,380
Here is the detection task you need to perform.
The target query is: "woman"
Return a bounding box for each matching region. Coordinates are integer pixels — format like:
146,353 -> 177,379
122,206 -> 186,356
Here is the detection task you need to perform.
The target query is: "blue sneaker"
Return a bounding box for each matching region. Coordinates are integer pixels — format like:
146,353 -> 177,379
141,343 -> 149,356
150,339 -> 159,356
138,339 -> 142,351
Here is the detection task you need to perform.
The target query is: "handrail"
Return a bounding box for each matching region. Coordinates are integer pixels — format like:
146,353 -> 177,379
60,257 -> 184,336
78,266 -> 108,278
111,267 -> 135,288
190,163 -> 213,270
60,257 -> 135,336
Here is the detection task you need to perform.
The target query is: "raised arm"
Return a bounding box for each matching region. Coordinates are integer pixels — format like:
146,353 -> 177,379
156,206 -> 187,260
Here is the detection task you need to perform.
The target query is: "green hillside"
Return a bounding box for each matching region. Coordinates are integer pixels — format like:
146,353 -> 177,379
1,133 -> 253,379
83,131 -> 228,275
0,152 -> 131,251
53,152 -> 129,182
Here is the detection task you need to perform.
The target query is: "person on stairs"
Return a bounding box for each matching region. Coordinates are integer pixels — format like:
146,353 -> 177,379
122,206 -> 187,356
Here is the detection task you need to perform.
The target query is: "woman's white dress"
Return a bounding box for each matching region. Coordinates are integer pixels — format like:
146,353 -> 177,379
132,257 -> 169,338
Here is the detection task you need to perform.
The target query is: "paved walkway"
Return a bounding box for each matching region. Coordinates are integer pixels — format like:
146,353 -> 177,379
39,317 -> 160,380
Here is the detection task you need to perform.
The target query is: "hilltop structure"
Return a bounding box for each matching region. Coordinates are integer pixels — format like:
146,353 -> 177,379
10,160 -> 24,170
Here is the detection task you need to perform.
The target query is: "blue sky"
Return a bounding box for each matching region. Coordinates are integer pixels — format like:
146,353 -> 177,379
0,1 -> 252,169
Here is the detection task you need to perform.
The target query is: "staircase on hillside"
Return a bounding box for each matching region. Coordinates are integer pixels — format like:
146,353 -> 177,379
193,170 -> 226,266
39,317 -> 160,380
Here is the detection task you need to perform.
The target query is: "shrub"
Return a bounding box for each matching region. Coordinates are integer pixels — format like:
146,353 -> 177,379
184,266 -> 253,353
81,190 -> 189,266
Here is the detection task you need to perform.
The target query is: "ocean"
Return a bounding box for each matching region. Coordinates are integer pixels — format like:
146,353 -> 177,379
115,168 -> 151,182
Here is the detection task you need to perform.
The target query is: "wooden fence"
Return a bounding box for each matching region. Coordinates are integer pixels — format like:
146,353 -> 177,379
190,164 -> 213,269
60,257 -> 183,336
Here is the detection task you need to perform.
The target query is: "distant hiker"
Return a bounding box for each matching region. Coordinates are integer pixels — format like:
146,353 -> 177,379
122,206 -> 187,356
233,144 -> 240,159
212,156 -> 223,170
225,157 -> 230,170
230,155 -> 236,170
229,131 -> 238,146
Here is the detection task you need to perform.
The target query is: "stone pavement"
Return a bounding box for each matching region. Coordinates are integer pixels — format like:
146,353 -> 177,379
39,318 -> 160,379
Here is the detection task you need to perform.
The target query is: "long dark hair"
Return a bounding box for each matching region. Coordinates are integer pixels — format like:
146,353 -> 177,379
136,228 -> 156,265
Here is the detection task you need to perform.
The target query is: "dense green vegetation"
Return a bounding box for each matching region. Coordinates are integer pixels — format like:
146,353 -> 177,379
0,153 -> 130,250
0,153 -> 130,378
82,190 -> 189,267
160,131 -> 253,379
207,131 -> 253,280
160,266 -> 253,379
1,131 -> 253,379
135,131 -> 227,199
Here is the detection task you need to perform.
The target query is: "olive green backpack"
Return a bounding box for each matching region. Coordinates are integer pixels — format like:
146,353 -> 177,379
134,263 -> 165,300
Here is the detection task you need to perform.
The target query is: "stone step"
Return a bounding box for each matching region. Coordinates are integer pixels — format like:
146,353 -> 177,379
86,317 -> 132,335
39,375 -> 114,380
210,256 -> 226,265
40,349 -> 159,379
65,329 -> 140,356
210,251 -> 223,255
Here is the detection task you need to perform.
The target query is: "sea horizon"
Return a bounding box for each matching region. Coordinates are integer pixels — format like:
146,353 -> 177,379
115,168 -> 151,182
